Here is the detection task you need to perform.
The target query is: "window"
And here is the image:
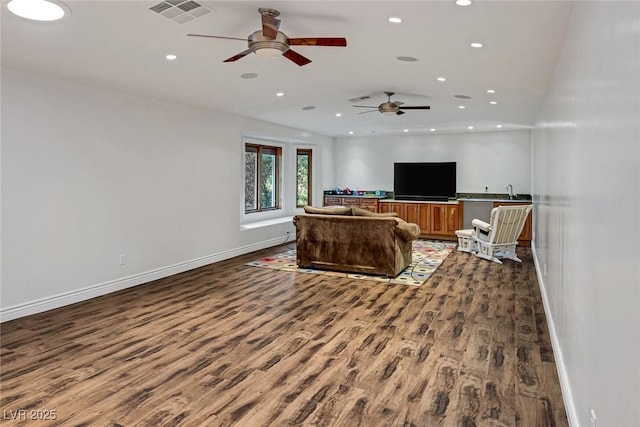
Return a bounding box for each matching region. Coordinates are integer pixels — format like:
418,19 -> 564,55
296,149 -> 312,207
244,143 -> 282,213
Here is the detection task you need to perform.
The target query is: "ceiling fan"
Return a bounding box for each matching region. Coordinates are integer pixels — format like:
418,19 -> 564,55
353,91 -> 431,116
187,8 -> 347,66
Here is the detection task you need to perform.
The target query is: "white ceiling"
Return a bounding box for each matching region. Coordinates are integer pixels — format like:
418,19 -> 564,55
1,0 -> 574,137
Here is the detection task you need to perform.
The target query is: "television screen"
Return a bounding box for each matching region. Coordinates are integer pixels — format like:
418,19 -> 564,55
394,162 -> 457,201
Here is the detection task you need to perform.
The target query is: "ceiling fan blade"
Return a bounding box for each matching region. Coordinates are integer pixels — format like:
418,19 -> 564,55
396,111 -> 406,115
352,105 -> 378,108
187,34 -> 247,41
223,49 -> 253,63
395,101 -> 405,106
399,106 -> 431,110
288,38 -> 347,47
358,110 -> 379,114
262,15 -> 281,39
283,49 -> 312,66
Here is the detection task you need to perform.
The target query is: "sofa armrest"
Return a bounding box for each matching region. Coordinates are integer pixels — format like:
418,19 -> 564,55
394,219 -> 421,241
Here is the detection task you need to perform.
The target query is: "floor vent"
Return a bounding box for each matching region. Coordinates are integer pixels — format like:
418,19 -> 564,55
149,0 -> 211,24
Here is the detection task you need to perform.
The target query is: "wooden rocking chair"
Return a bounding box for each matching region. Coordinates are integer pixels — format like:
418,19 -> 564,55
455,204 -> 532,264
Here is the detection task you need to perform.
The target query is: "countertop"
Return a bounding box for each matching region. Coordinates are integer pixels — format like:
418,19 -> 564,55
324,194 -> 388,199
324,193 -> 532,203
456,192 -> 532,202
459,197 -> 532,202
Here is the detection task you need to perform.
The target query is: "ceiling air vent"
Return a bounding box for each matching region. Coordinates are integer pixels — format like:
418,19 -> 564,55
149,0 -> 211,24
348,95 -> 370,103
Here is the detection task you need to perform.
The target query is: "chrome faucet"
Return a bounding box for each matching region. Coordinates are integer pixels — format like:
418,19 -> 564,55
507,184 -> 516,200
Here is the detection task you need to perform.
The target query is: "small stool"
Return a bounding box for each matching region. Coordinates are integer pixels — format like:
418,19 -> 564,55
455,229 -> 477,253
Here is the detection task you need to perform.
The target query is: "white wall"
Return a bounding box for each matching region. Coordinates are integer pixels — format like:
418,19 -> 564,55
0,67 -> 334,320
532,2 -> 640,426
333,130 -> 531,195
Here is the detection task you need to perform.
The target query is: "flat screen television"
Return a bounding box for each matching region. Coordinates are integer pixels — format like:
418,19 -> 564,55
394,162 -> 457,201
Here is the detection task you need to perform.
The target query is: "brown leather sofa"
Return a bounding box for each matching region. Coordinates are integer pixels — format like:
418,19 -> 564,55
292,206 -> 421,277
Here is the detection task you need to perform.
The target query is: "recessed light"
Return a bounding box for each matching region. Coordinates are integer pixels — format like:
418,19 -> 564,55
456,0 -> 472,5
348,131 -> 354,135
301,106 -> 316,111
388,17 -> 402,23
487,89 -> 496,93
458,105 -> 466,109
240,73 -> 258,79
468,126 -> 474,130
470,42 -> 484,48
276,92 -> 284,97
397,56 -> 418,62
496,124 -> 503,128
490,101 -> 497,105
403,129 -> 409,133
335,113 -> 342,117
437,77 -> 446,82
7,0 -> 69,21
430,128 -> 436,132
165,54 -> 177,61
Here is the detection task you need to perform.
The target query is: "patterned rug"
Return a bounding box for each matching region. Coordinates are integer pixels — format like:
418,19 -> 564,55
246,239 -> 456,286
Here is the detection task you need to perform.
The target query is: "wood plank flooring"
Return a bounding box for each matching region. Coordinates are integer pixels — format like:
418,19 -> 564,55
0,244 -> 567,426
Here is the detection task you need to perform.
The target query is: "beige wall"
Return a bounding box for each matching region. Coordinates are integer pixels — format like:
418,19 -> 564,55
532,2 -> 640,426
1,67 -> 334,319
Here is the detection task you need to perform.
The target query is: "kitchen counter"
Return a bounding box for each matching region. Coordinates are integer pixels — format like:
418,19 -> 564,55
456,192 -> 532,203
379,199 -> 460,204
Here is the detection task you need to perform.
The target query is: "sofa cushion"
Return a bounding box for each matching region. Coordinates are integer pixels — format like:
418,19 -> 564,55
351,207 -> 398,217
303,206 -> 352,215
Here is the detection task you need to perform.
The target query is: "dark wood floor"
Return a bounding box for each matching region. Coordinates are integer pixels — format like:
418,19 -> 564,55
0,243 -> 567,427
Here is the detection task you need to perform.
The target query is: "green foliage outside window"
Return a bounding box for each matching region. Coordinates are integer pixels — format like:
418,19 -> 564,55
297,149 -> 311,207
244,143 -> 281,213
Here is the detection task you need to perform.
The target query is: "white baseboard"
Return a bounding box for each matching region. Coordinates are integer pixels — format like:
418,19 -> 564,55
531,243 -> 578,427
0,236 -> 294,323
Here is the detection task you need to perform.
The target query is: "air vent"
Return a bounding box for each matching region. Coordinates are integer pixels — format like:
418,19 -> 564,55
149,0 -> 211,24
348,95 -> 370,102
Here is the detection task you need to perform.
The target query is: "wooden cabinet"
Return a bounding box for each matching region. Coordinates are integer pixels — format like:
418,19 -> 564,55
404,203 -> 430,234
429,204 -> 461,236
493,202 -> 532,243
323,196 -> 342,206
359,198 -> 379,213
379,201 -> 407,218
378,201 -> 462,240
323,196 -> 380,212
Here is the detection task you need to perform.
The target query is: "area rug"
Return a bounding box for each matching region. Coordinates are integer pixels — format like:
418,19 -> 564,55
246,239 -> 456,286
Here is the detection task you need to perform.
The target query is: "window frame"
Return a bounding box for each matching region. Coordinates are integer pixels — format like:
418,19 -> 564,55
296,148 -> 313,208
244,142 -> 282,214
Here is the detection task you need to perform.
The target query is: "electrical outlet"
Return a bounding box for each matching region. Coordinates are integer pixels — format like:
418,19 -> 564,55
590,409 -> 597,427
119,254 -> 126,265
543,263 -> 547,276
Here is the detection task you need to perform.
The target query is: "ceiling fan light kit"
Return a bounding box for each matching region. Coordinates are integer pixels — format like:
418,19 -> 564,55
188,8 -> 347,66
